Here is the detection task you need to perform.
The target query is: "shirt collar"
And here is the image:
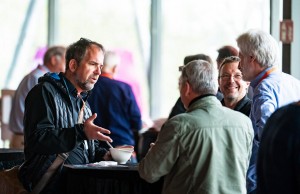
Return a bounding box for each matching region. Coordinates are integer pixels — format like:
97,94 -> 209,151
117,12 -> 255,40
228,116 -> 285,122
37,64 -> 50,73
101,73 -> 113,79
234,95 -> 249,110
221,95 -> 249,110
61,74 -> 89,100
250,66 -> 276,88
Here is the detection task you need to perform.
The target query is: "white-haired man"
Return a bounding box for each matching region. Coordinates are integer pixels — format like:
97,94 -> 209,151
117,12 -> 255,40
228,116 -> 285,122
237,29 -> 300,194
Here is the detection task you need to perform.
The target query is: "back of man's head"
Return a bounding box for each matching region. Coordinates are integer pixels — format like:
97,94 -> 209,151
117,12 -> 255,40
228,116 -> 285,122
181,59 -> 218,95
236,29 -> 279,68
102,51 -> 121,73
43,46 -> 66,72
216,46 -> 239,67
184,54 -> 213,66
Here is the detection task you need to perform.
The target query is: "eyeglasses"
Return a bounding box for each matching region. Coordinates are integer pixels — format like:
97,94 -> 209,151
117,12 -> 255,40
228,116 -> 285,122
219,74 -> 243,81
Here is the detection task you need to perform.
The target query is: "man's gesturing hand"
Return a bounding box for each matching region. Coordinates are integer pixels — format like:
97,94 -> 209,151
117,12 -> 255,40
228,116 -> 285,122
84,113 -> 113,142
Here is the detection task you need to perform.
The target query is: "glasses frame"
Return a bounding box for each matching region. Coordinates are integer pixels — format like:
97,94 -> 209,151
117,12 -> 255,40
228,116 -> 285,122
219,74 -> 243,81
218,56 -> 243,81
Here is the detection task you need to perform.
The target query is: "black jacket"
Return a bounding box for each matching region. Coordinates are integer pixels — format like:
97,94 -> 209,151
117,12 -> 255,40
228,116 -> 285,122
221,95 -> 252,116
257,103 -> 300,194
18,72 -> 107,193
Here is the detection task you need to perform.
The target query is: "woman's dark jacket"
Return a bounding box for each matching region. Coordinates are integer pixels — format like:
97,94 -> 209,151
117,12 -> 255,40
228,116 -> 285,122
18,72 -> 107,193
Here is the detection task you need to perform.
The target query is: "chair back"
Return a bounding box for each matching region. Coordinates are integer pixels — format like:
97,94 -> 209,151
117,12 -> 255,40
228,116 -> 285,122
0,89 -> 15,145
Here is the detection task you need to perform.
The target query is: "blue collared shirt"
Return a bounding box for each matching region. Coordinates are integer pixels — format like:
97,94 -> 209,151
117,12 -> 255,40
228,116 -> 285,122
247,66 -> 300,193
250,67 -> 300,139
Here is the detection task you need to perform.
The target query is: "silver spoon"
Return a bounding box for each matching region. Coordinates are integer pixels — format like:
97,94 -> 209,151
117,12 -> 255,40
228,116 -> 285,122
106,141 -> 114,149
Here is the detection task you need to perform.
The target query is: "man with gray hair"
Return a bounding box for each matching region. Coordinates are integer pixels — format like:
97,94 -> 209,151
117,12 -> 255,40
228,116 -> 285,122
9,46 -> 66,149
139,60 -> 254,194
168,53 -> 215,119
237,29 -> 300,194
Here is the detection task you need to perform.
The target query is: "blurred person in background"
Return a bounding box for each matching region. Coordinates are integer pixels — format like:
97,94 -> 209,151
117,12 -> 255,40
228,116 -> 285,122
113,49 -> 152,128
88,51 -> 142,161
139,59 -> 253,194
9,46 -> 66,149
218,56 -> 251,116
216,45 -> 239,69
237,29 -> 300,194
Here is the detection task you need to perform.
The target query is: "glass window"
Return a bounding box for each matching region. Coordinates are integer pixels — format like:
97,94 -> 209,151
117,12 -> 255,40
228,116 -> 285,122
0,0 -> 269,121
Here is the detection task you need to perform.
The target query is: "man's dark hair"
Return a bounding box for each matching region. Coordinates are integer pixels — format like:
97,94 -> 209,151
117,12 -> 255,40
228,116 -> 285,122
184,54 -> 212,65
216,45 -> 239,64
65,38 -> 105,70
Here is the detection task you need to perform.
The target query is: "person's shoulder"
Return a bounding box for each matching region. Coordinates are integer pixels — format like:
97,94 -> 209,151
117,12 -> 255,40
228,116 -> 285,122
95,78 -> 134,96
112,79 -> 131,87
163,113 -> 189,132
259,76 -> 278,88
111,79 -> 134,92
97,77 -> 127,87
31,73 -> 64,93
25,81 -> 45,100
17,68 -> 42,84
281,72 -> 300,86
264,102 -> 300,136
272,102 -> 300,117
167,111 -> 189,124
241,95 -> 252,107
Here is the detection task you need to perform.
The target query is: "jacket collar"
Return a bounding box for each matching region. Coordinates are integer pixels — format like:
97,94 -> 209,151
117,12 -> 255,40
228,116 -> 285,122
250,66 -> 278,89
221,95 -> 250,110
101,72 -> 113,79
60,74 -> 90,100
187,95 -> 221,113
188,94 -> 215,108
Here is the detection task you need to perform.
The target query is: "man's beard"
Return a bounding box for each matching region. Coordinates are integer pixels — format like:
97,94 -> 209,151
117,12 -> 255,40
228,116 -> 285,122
77,79 -> 94,91
225,92 -> 238,102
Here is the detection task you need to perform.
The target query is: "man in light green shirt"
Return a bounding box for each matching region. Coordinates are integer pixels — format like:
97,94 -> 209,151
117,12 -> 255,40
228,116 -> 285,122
139,60 -> 254,194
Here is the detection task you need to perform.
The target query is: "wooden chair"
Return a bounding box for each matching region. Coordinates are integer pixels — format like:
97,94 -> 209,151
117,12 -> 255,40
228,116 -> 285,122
0,89 -> 15,147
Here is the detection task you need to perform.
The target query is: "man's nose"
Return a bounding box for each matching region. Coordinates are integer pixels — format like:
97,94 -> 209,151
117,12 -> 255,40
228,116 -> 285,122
238,63 -> 242,70
229,75 -> 235,82
95,65 -> 102,75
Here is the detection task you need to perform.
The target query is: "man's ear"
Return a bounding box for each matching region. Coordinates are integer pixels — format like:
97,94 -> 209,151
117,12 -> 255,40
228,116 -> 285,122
49,55 -> 56,67
112,65 -> 117,74
68,59 -> 77,72
184,81 -> 191,97
249,56 -> 256,63
51,55 -> 62,66
245,81 -> 250,91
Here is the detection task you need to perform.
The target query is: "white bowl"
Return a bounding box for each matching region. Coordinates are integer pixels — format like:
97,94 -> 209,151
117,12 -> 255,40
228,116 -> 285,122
116,147 -> 134,152
109,148 -> 133,164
